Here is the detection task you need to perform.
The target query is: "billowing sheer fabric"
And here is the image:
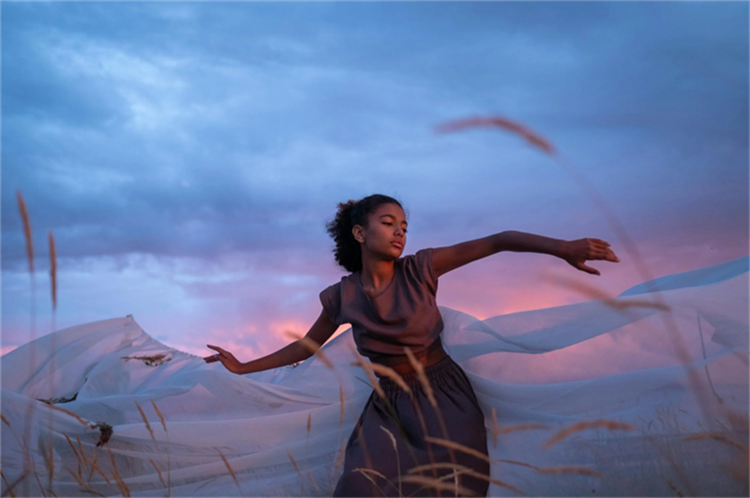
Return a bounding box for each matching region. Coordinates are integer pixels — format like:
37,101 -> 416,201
2,256 -> 747,497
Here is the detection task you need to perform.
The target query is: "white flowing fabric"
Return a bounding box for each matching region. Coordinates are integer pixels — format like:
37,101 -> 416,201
2,257 -> 748,497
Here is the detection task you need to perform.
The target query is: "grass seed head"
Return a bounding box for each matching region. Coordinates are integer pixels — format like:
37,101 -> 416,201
16,191 -> 34,274
544,420 -> 635,450
403,347 -> 436,407
134,401 -> 154,441
150,400 -> 167,433
48,232 -> 57,310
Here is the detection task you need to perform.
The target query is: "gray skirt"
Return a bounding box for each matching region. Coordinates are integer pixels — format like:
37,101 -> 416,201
333,355 -> 489,497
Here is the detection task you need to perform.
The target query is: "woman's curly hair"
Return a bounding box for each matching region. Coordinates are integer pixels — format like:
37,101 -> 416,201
326,194 -> 403,273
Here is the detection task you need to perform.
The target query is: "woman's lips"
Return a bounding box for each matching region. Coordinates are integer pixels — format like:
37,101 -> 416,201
391,241 -> 403,249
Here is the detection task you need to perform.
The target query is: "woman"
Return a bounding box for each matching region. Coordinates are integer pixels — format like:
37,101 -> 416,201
205,194 -> 619,497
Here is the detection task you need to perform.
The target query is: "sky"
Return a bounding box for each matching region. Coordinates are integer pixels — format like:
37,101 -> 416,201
2,1 -> 748,361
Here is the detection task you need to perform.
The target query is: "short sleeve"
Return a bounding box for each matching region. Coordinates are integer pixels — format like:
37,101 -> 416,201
319,283 -> 343,325
413,248 -> 438,295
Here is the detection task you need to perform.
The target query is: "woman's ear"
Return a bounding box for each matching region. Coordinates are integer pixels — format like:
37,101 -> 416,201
352,225 -> 365,244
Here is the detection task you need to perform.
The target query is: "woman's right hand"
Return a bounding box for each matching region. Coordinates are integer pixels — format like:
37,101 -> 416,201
205,345 -> 244,374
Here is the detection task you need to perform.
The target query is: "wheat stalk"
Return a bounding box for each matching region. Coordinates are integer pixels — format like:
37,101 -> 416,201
86,452 -> 98,482
684,433 -> 748,452
306,470 -> 319,493
348,346 -> 385,399
286,448 -> 305,495
2,470 -> 28,498
75,435 -> 89,470
336,439 -> 347,471
107,448 -> 130,497
149,400 -> 167,433
45,404 -> 91,428
339,386 -> 345,430
496,458 -> 601,477
0,469 -> 14,498
380,426 -> 401,496
398,475 -> 478,497
352,468 -> 396,496
88,457 -> 111,486
134,402 -> 155,441
43,441 -> 54,491
407,462 -> 525,494
16,191 -> 34,274
148,459 -> 165,487
544,420 -> 635,450
48,232 -> 57,310
403,347 -> 436,408
285,332 -> 334,369
65,467 -> 103,497
217,449 -> 241,490
370,364 -> 412,394
424,436 -> 490,463
493,423 -> 550,437
435,116 -> 555,155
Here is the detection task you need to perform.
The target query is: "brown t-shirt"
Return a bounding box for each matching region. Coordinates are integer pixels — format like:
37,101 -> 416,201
319,248 -> 444,361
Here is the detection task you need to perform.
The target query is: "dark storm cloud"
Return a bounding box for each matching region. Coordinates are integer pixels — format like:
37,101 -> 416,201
2,1 -> 747,271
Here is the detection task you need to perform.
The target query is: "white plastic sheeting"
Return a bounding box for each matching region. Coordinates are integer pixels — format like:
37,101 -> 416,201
2,256 -> 747,497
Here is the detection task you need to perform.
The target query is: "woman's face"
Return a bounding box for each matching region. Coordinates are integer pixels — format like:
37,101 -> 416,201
354,203 -> 408,260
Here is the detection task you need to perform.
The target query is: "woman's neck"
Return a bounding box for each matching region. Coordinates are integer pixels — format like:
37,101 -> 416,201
359,258 -> 396,295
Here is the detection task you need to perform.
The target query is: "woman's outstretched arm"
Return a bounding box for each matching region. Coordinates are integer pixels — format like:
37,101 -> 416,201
205,309 -> 339,375
432,230 -> 619,278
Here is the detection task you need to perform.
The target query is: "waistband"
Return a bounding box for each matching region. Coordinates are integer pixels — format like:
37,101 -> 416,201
367,336 -> 445,368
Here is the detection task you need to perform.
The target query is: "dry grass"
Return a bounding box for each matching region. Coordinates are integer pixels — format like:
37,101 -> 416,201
492,422 -> 550,438
135,401 -> 155,441
16,191 -> 34,274
339,386 -> 345,430
407,462 -> 525,495
684,432 -> 748,452
380,426 -> 401,496
65,467 -> 103,497
75,436 -> 89,472
435,116 -> 555,155
402,347 -> 436,408
351,361 -> 412,394
424,436 -> 490,463
348,345 -> 385,399
217,449 -> 240,490
286,333 -> 334,369
352,468 -> 394,496
43,441 -> 54,491
48,232 -> 57,311
336,439 -> 347,471
0,469 -> 13,497
107,448 -> 130,497
45,403 -> 91,428
544,420 -> 636,450
306,470 -> 320,493
148,459 -> 165,487
398,474 -> 479,497
150,400 -> 167,433
286,448 -> 305,496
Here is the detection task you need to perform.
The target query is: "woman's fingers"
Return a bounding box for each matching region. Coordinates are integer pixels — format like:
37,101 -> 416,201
207,345 -> 228,356
576,261 -> 601,276
203,354 -> 221,363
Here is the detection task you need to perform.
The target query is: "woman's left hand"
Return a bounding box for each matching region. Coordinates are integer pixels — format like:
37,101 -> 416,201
559,238 -> 619,275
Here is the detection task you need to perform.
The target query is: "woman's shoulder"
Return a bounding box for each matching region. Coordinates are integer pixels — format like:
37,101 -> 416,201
400,248 -> 437,293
